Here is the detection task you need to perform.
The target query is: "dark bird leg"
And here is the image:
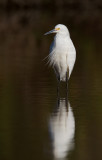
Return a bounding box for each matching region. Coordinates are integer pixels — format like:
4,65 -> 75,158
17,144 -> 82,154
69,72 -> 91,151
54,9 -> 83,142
66,71 -> 69,96
65,92 -> 68,112
57,76 -> 60,98
57,94 -> 60,109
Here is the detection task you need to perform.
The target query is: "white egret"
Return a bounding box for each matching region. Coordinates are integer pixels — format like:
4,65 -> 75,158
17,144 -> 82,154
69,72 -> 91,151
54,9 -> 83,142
44,24 -> 76,90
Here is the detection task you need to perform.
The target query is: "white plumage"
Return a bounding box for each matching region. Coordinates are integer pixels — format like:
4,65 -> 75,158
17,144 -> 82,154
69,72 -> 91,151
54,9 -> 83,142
45,24 -> 76,82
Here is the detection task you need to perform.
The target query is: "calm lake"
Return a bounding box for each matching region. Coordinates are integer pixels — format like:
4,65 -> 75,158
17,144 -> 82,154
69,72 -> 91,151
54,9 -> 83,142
0,8 -> 102,160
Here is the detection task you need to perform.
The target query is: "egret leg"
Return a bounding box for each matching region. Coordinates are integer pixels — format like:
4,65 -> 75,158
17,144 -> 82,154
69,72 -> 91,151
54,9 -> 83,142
65,92 -> 68,112
57,94 -> 60,108
57,76 -> 60,97
66,72 -> 68,93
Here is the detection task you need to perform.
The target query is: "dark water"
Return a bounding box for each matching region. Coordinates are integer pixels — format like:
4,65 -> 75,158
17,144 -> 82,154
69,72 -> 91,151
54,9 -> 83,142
0,9 -> 102,160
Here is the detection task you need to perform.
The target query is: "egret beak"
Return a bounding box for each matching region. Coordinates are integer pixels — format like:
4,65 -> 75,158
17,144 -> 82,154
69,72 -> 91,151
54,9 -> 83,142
44,29 -> 56,35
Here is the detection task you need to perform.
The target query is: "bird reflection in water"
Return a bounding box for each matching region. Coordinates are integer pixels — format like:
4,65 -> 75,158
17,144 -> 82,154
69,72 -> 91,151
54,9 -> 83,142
49,97 -> 75,159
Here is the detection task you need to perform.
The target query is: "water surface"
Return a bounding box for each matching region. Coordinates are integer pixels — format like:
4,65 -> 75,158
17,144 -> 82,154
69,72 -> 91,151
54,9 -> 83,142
0,9 -> 102,160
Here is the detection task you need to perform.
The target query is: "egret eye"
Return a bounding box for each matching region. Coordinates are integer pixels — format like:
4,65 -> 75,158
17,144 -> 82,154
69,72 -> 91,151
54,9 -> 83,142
55,28 -> 60,31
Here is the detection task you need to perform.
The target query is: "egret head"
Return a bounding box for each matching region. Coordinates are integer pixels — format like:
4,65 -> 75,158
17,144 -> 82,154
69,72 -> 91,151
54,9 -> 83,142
44,24 -> 70,36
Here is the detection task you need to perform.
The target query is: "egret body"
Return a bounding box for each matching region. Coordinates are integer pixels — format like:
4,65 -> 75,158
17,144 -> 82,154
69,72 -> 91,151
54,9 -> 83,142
44,24 -> 76,90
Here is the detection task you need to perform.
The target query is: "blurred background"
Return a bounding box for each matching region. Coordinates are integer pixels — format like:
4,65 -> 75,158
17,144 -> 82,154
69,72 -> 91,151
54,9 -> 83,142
0,0 -> 102,160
